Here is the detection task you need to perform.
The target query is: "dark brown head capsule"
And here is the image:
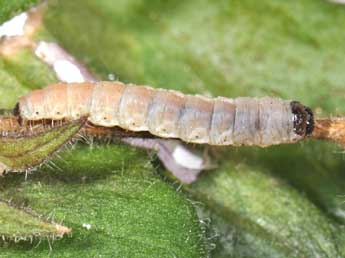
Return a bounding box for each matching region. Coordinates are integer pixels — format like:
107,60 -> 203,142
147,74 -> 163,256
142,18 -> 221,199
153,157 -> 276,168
290,101 -> 314,137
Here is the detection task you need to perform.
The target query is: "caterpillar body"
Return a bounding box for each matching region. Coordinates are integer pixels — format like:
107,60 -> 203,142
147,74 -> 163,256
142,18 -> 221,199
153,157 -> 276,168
16,81 -> 314,147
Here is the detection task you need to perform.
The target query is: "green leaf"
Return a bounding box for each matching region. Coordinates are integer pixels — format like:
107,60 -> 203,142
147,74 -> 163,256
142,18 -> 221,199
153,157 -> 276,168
0,0 -> 41,25
41,0 -> 345,257
0,119 -> 83,172
0,201 -> 70,241
0,145 -> 206,257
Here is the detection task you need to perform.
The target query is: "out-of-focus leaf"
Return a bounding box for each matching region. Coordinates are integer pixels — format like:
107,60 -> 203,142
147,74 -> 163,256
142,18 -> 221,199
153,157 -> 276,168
0,0 -> 41,25
0,49 -> 57,109
40,0 -> 345,257
187,159 -> 345,257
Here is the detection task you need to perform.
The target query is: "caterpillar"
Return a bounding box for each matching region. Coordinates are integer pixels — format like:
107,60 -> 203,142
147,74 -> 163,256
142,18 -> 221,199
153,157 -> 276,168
15,81 -> 314,147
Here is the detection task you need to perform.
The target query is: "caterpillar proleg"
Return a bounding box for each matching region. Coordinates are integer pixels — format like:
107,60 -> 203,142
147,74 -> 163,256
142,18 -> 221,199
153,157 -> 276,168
15,81 -> 314,147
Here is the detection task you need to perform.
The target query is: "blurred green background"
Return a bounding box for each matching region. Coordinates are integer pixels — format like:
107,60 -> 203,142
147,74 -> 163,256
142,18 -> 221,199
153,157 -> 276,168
1,0 -> 345,257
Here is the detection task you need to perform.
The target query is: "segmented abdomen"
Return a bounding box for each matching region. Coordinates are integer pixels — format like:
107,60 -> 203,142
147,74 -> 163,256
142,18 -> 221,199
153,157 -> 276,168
17,81 -> 314,146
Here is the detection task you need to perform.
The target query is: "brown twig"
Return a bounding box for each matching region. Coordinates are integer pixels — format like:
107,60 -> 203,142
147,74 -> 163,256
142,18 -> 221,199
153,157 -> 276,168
0,115 -> 155,138
311,118 -> 345,145
3,115 -> 345,146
